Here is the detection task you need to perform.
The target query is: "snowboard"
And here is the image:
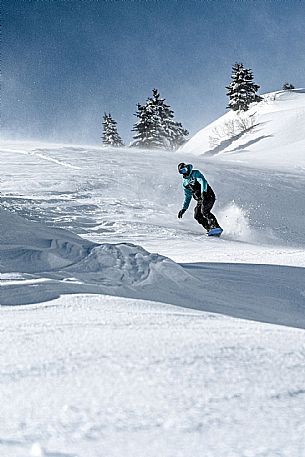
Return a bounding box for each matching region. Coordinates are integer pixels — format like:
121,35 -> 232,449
207,227 -> 223,237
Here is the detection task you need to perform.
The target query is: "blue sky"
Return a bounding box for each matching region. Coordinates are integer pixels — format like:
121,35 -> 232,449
2,0 -> 305,144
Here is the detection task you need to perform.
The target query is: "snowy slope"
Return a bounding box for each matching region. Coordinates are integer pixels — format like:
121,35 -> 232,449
1,206 -> 305,328
0,139 -> 305,317
2,296 -> 305,457
180,89 -> 305,171
1,127 -> 305,457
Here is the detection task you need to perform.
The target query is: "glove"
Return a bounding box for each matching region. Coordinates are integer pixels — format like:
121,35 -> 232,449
178,208 -> 186,219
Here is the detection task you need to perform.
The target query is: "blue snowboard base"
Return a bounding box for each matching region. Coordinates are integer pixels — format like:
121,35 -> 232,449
207,227 -> 223,237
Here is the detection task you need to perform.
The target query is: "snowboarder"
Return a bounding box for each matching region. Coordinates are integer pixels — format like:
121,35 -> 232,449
177,162 -> 223,236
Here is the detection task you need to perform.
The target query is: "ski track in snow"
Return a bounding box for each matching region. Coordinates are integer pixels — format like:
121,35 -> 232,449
1,130 -> 305,457
0,147 -> 81,170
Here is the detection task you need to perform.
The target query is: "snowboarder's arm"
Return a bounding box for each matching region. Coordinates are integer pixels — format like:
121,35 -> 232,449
182,186 -> 192,210
193,170 -> 208,193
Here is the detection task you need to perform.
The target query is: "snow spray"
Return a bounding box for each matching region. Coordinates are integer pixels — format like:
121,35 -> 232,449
218,201 -> 254,241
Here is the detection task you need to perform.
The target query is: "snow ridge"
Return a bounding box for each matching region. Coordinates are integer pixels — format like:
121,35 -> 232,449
181,89 -> 305,171
0,207 -> 196,307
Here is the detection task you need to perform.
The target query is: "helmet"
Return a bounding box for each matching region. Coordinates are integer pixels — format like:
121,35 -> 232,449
178,162 -> 191,177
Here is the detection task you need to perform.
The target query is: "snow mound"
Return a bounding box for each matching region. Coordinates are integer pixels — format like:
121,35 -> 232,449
0,207 -> 94,273
64,242 -> 175,287
180,89 -> 305,170
0,207 -> 194,305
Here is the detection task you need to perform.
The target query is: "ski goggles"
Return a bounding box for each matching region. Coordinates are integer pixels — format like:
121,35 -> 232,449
179,166 -> 188,174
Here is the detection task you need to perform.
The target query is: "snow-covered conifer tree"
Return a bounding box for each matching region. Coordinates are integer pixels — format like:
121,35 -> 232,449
226,63 -> 262,111
130,101 -> 164,149
169,121 -> 189,149
150,89 -> 189,149
131,89 -> 188,149
102,113 -> 124,147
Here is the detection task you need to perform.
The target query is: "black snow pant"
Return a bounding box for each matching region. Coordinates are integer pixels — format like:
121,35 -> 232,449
194,192 -> 221,232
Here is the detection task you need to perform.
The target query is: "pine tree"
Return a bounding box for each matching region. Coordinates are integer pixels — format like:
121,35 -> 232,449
131,101 -> 164,149
283,82 -> 295,90
131,89 -> 188,149
169,121 -> 189,149
226,63 -> 263,111
102,113 -> 124,147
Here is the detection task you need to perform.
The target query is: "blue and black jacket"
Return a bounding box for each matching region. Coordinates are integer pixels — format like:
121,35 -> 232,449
181,165 -> 214,210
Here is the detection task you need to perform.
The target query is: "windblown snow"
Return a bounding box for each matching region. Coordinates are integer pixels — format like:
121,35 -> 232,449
1,90 -> 305,457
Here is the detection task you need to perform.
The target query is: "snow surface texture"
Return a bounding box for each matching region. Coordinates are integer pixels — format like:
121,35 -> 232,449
1,90 -> 305,456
